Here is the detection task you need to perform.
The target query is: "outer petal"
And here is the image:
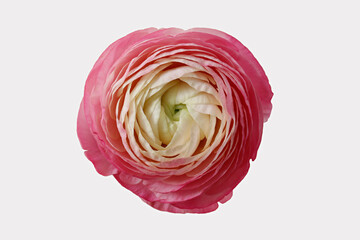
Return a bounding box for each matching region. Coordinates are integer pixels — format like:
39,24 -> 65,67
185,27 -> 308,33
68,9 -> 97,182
77,100 -> 118,176
171,161 -> 250,210
142,199 -> 218,214
219,191 -> 233,204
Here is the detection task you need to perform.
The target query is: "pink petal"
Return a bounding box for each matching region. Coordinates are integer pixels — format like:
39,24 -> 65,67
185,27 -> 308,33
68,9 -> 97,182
219,191 -> 233,204
142,199 -> 218,214
77,100 -> 118,176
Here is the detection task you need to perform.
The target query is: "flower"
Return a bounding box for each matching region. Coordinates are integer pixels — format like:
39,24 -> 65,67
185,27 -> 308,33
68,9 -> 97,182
77,28 -> 273,213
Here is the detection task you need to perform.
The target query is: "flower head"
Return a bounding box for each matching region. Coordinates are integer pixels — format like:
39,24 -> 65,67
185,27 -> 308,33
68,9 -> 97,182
77,28 -> 273,213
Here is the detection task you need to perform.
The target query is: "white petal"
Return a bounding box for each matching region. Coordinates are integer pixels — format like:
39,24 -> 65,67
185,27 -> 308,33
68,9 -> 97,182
184,92 -> 221,105
189,104 -> 223,119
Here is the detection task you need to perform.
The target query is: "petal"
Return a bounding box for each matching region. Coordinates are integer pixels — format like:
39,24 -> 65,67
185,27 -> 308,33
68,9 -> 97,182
77,100 -> 118,176
219,191 -> 233,204
142,199 -> 218,214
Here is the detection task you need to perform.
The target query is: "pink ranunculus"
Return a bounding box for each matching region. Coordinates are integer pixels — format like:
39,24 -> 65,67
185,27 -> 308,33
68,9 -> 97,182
77,28 -> 273,213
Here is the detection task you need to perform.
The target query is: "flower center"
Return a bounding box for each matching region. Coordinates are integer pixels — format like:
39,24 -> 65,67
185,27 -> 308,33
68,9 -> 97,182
156,81 -> 195,144
123,64 -> 226,159
170,103 -> 186,121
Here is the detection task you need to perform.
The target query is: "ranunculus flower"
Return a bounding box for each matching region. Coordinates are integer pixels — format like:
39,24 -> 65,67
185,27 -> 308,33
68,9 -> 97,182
77,28 -> 273,213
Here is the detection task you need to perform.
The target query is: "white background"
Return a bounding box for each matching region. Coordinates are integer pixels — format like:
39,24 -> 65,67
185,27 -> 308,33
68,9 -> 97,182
1,0 -> 359,239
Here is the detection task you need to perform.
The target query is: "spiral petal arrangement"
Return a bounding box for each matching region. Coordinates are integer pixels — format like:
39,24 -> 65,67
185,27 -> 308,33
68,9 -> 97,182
77,28 -> 273,213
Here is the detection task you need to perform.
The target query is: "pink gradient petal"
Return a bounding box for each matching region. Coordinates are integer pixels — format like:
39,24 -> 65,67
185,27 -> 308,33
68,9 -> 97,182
77,100 -> 118,176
